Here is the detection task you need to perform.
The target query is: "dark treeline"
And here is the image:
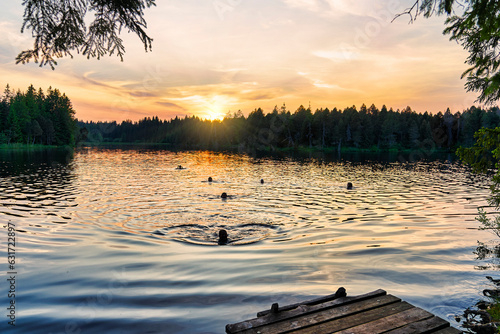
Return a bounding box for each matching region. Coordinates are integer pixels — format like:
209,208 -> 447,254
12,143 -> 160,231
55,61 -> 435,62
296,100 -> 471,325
80,103 -> 500,151
0,84 -> 77,146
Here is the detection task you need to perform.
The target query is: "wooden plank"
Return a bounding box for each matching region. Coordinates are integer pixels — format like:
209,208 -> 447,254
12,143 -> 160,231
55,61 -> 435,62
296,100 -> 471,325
333,306 -> 434,334
257,287 -> 347,317
237,295 -> 401,334
288,301 -> 415,334
432,327 -> 463,334
225,289 -> 387,333
226,289 -> 462,334
383,316 -> 450,334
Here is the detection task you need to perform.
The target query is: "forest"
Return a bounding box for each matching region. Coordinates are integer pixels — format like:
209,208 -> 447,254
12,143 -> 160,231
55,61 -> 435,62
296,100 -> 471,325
1,83 -> 499,152
0,84 -> 77,146
80,103 -> 500,152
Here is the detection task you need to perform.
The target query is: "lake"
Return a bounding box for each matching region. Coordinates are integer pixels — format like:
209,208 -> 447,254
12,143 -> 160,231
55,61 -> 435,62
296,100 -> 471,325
0,147 -> 496,333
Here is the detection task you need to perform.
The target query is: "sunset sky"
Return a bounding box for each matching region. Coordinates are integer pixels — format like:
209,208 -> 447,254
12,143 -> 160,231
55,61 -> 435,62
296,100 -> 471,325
0,0 -> 484,122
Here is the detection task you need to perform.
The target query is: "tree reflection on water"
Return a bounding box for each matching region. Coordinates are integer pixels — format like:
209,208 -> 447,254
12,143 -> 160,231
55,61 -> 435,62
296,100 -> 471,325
474,242 -> 500,270
456,239 -> 500,332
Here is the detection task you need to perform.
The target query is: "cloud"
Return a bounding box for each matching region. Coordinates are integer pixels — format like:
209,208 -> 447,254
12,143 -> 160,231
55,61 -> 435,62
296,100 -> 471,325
212,67 -> 247,73
0,21 -> 32,57
243,92 -> 277,101
312,49 -> 359,62
78,73 -> 146,95
323,0 -> 403,18
282,0 -> 322,11
129,91 -> 159,98
156,101 -> 186,111
80,72 -> 120,91
312,80 -> 346,90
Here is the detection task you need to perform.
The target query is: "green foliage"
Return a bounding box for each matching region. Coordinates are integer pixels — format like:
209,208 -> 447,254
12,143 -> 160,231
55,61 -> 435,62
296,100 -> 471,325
457,127 -> 500,246
401,1 -> 500,105
486,298 -> 500,322
444,1 -> 500,105
457,127 -> 500,174
18,0 -> 156,69
0,84 -> 77,146
477,207 -> 500,238
457,127 -> 500,207
0,132 -> 7,144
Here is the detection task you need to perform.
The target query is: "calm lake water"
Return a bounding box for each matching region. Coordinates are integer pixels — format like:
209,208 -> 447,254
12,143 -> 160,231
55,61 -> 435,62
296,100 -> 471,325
0,147 -> 497,333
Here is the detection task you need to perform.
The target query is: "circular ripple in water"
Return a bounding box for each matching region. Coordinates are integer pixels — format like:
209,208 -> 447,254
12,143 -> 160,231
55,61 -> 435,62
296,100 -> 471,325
152,215 -> 282,246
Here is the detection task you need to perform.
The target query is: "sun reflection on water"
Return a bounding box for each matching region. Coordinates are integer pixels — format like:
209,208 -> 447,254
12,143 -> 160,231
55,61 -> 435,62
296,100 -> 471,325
0,148 -> 496,333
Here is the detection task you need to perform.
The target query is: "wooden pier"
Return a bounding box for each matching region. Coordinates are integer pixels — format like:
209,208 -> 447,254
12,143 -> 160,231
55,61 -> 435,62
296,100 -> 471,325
225,288 -> 462,334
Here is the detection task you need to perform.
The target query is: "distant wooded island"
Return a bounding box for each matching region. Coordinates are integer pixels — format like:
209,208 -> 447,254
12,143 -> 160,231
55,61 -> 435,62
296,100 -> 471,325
2,84 -> 499,152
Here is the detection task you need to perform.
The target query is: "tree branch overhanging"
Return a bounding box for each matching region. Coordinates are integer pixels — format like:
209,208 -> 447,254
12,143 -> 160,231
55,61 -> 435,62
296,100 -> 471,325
17,0 -> 156,69
394,0 -> 500,105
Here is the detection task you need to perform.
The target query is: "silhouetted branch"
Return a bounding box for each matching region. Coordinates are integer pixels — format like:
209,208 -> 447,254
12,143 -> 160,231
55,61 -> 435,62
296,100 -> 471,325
17,0 -> 155,69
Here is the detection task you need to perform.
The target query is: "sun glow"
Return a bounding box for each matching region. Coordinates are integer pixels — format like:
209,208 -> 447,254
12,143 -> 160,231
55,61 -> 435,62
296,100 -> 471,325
206,110 -> 225,121
202,96 -> 233,121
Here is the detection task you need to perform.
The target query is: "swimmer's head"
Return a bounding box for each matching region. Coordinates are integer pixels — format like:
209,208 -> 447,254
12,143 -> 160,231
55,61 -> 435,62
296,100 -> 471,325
218,229 -> 228,245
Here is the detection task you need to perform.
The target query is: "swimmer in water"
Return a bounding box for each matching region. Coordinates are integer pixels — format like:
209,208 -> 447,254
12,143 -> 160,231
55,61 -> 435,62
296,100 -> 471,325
260,179 -> 264,184
221,192 -> 228,199
347,182 -> 353,189
208,177 -> 213,182
218,229 -> 228,245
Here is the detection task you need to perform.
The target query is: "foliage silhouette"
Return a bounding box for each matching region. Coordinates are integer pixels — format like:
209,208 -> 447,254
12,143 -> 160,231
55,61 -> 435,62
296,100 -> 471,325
78,103 -> 500,152
399,0 -> 500,105
0,84 -> 77,146
17,0 -> 155,69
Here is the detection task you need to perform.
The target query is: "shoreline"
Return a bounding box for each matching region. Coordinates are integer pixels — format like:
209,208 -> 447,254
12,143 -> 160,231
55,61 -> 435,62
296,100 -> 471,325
0,144 -> 75,154
76,141 -> 456,154
0,144 -> 60,150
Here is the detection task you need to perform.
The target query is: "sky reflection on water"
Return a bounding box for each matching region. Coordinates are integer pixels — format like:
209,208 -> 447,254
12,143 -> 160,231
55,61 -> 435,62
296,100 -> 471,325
0,148 -> 496,333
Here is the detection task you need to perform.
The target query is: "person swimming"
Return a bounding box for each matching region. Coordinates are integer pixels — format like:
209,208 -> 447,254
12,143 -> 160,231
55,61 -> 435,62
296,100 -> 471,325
347,182 -> 353,189
260,179 -> 264,184
218,229 -> 228,245
208,177 -> 213,182
221,192 -> 228,199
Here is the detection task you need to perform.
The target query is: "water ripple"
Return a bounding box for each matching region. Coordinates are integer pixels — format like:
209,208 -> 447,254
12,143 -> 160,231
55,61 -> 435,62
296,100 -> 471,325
0,148 -> 495,333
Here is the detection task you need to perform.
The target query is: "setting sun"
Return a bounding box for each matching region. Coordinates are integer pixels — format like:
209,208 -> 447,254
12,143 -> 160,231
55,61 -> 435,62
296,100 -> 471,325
201,95 -> 234,121
205,110 -> 225,121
